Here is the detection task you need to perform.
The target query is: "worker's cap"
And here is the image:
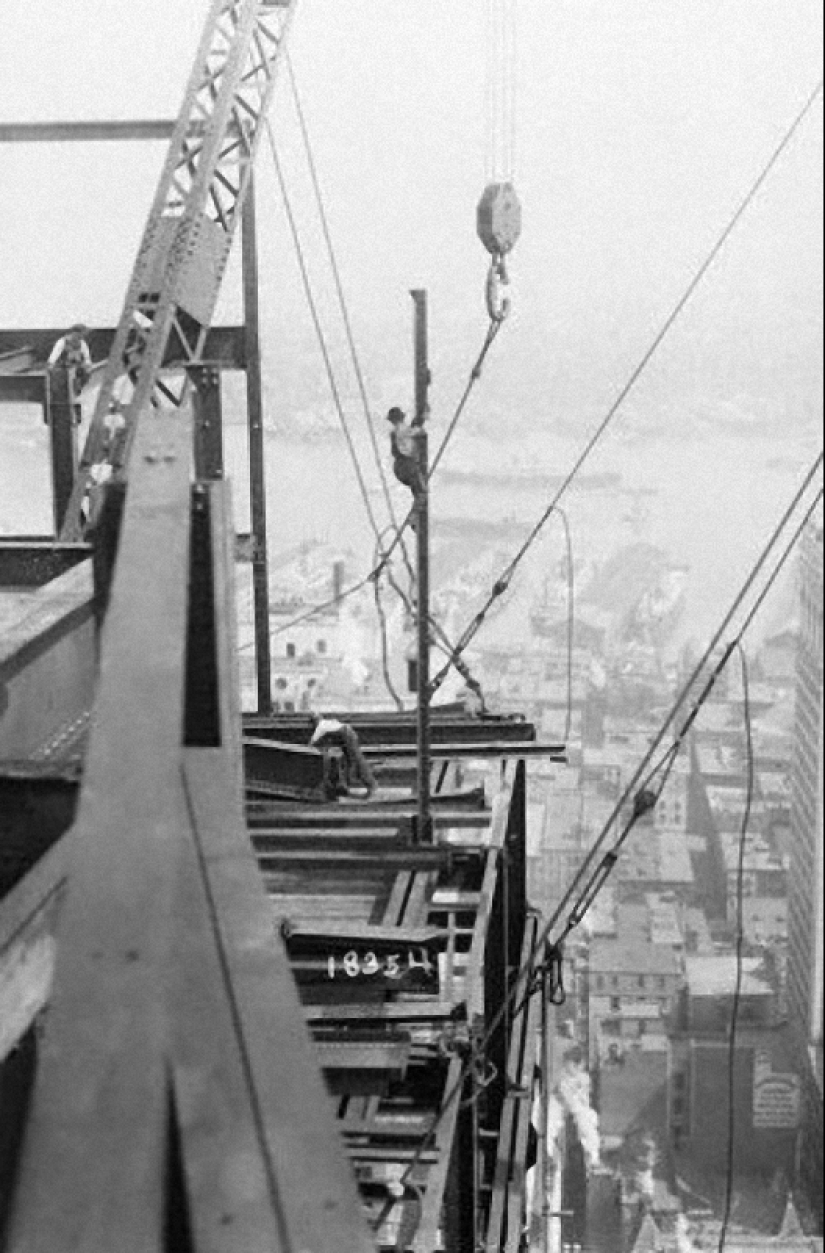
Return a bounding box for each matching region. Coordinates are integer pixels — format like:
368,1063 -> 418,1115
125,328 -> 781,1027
131,310 -> 153,331
67,322 -> 88,335
387,407 -> 406,423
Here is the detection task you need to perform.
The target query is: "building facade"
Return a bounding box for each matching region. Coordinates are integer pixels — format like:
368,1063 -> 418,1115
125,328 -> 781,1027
787,516 -> 824,1227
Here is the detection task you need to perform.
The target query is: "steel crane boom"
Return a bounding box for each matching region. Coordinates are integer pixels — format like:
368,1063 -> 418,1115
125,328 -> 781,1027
60,0 -> 297,540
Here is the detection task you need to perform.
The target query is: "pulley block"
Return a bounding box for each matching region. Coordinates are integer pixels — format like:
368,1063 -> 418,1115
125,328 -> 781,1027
477,181 -> 522,258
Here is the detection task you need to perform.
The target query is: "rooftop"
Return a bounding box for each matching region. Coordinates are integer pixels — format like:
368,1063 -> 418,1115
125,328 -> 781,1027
590,938 -> 681,978
685,955 -> 774,998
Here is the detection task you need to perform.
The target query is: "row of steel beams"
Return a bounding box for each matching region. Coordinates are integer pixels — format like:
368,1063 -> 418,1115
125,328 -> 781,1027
2,409 -> 373,1252
243,710 -> 540,746
0,560 -> 96,761
0,327 -> 247,369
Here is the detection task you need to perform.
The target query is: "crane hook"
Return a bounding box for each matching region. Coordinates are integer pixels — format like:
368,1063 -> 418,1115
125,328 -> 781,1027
486,254 -> 511,323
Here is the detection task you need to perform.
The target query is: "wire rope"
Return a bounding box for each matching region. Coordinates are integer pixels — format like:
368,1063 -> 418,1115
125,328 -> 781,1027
557,506 -> 575,745
429,79 -> 824,694
264,119 -> 385,546
371,462 -> 822,1232
285,54 -> 416,584
717,644 -> 755,1252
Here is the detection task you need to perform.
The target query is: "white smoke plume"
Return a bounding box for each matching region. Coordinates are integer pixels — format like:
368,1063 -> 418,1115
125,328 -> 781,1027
558,1064 -> 601,1169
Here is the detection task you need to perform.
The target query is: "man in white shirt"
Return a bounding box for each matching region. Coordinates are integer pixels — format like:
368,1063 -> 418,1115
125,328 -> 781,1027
310,715 -> 376,798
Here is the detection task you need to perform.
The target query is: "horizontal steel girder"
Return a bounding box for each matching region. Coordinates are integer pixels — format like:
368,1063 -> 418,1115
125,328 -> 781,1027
0,544 -> 91,590
243,710 -> 538,747
0,561 -> 96,761
0,120 -> 176,143
0,765 -> 79,899
243,736 -> 331,800
0,326 -> 247,370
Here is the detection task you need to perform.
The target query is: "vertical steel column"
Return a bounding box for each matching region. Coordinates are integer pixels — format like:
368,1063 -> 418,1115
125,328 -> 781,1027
190,364 -> 224,481
412,290 -> 432,844
47,369 -> 79,535
242,171 -> 272,714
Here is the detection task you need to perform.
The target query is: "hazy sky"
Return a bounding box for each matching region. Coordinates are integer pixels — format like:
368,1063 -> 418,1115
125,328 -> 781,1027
0,2 -> 822,646
0,0 -> 821,337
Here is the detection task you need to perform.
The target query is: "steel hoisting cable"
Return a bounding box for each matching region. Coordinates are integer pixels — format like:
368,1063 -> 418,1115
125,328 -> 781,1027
264,119 -> 385,547
267,94 -> 488,685
487,0 -> 517,182
371,318 -> 506,576
264,117 -> 439,688
373,535 -> 405,711
718,644 -> 755,1253
557,506 -> 576,745
285,54 -> 416,584
370,462 -> 823,1234
429,78 -> 825,695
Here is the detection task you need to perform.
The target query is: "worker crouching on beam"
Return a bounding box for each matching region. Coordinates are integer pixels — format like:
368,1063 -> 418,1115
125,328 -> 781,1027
310,714 -> 376,799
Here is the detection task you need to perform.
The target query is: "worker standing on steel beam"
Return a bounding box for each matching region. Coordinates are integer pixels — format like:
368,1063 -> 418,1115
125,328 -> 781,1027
309,714 -> 376,798
47,323 -> 92,422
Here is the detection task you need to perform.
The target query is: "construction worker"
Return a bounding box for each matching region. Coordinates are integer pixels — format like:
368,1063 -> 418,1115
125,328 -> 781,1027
47,324 -> 92,422
47,323 -> 92,388
387,406 -> 425,500
310,714 -> 376,798
122,308 -> 152,384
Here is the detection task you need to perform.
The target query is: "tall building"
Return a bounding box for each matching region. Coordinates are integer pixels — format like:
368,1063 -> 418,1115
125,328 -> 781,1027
787,515 -> 824,1227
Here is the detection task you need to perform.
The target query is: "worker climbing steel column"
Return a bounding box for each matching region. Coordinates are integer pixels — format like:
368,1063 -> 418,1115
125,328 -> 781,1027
387,405 -> 425,526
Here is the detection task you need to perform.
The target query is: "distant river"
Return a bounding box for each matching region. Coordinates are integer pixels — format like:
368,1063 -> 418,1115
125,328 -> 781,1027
0,402 -> 818,652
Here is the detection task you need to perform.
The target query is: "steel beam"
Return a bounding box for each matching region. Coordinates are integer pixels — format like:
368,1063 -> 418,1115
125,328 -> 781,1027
0,765 -> 79,898
243,172 -> 273,713
243,710 -> 538,746
0,560 -> 96,761
0,346 -> 37,372
0,327 -> 247,370
189,363 -> 224,480
0,120 -> 176,143
364,741 -> 565,760
4,407 -> 195,1253
175,476 -> 373,1253
243,736 -> 330,800
0,372 -> 48,405
46,367 -> 79,534
0,543 -> 90,590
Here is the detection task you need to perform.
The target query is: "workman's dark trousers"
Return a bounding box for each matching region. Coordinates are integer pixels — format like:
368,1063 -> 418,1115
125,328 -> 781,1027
392,456 -> 424,497
316,726 -> 376,795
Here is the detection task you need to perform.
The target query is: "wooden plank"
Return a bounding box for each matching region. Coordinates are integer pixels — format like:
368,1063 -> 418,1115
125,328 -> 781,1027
6,409 -> 194,1253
